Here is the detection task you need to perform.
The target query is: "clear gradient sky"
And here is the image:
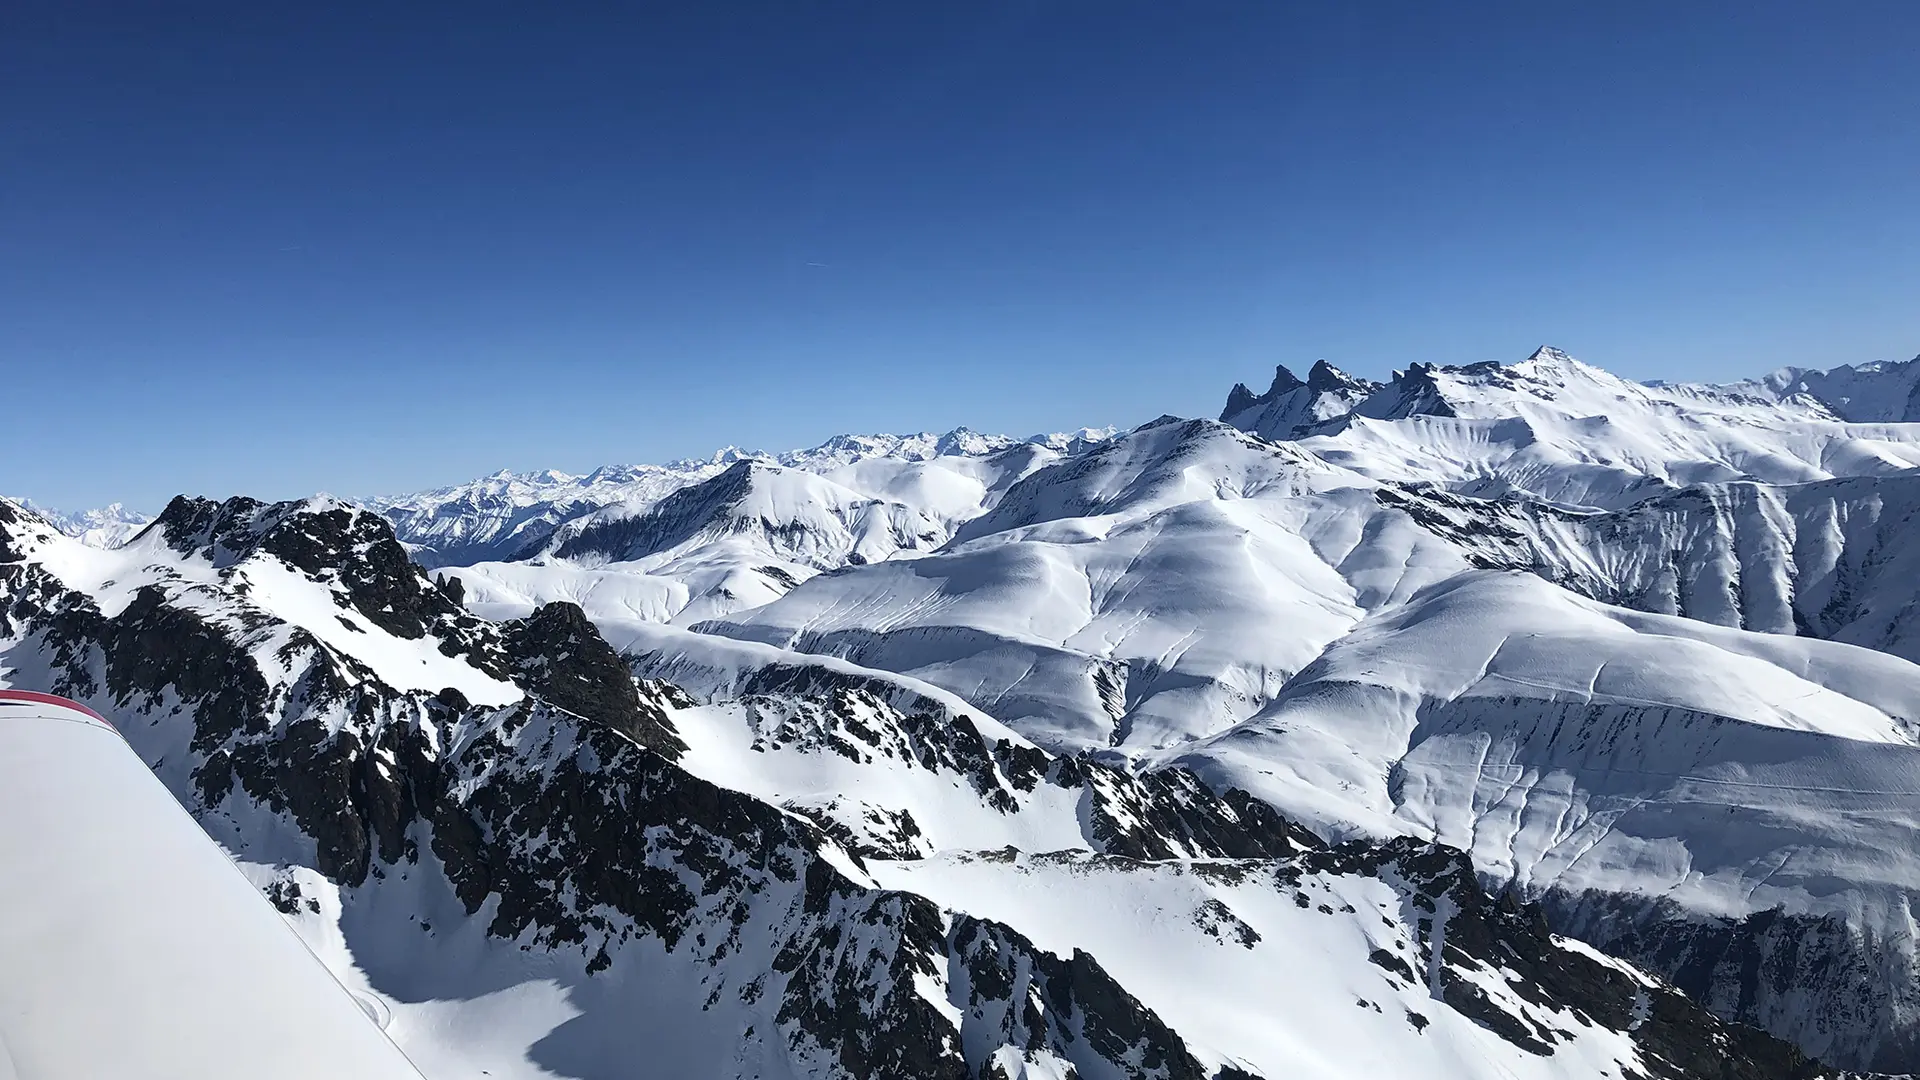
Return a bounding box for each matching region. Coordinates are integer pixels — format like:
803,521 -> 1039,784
5,3 -> 1917,509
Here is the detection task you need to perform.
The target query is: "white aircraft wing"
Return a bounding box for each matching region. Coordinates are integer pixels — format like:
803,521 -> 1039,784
0,690 -> 425,1079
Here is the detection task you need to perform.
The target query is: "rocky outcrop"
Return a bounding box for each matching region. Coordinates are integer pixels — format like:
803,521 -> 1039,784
1544,888 -> 1919,1073
1318,840 -> 1823,1080
550,461 -> 762,563
1220,361 -> 1379,441
949,916 -> 1210,1080
502,600 -> 685,758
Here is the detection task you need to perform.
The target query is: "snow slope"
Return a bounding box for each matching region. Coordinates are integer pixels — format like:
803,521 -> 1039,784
1163,570 -> 1920,1066
1378,472 -> 1920,664
874,849 -> 1651,1080
700,418 -> 1470,750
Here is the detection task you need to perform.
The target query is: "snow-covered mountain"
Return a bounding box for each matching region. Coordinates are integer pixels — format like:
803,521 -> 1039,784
438,431 -> 1111,630
4,498 -> 151,548
670,396 -> 1920,1066
368,427 -> 1114,568
1276,348 -> 1920,510
682,347 -> 1920,1069
0,494 -> 1807,1079
1375,473 -> 1920,664
14,346 -> 1920,1076
1220,359 -> 1380,441
1709,354 -> 1920,423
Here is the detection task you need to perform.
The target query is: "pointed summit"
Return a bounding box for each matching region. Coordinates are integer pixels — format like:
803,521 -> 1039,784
1222,365 -> 1309,422
1307,359 -> 1368,393
1220,383 -> 1260,420
1219,360 -> 1381,441
1266,364 -> 1306,396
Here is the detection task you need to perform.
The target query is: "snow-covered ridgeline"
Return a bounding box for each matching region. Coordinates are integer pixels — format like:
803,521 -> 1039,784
366,426 -> 1115,567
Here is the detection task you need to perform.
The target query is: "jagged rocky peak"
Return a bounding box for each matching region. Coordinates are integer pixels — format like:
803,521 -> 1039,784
1357,360 -> 1462,419
1221,382 -> 1260,419
1220,359 -> 1382,441
160,493 -> 491,644
0,495 -> 54,540
145,493 -> 385,569
0,496 -> 48,566
1221,364 -> 1307,418
1307,357 -> 1370,392
1225,346 -> 1658,435
1341,346 -> 1679,425
501,600 -> 685,758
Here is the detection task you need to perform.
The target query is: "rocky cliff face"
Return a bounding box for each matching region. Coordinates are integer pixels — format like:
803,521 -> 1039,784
1375,473 -> 1920,664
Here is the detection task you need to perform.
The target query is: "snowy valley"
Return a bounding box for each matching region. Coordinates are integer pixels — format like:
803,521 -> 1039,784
11,348 -> 1920,1078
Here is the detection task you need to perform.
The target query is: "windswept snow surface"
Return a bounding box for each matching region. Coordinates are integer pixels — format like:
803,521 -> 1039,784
1165,570 -> 1920,916
702,418 -> 1471,750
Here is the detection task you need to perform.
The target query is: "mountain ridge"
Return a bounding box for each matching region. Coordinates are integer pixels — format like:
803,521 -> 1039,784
0,491 -> 1816,1078
10,346 -> 1920,1075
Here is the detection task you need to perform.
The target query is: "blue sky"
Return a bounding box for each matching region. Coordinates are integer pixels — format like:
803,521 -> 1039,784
4,3 -> 1916,510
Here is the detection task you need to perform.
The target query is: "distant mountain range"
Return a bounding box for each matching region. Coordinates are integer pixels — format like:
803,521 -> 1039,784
7,348 -> 1920,1078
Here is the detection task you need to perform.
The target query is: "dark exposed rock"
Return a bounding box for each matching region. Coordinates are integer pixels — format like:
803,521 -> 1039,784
1316,839 -> 1824,1080
950,916 -> 1208,1080
138,495 -> 514,671
639,650 -> 1320,864
501,601 -> 684,759
1543,887 -> 1913,1073
0,498 -> 24,563
782,801 -> 922,863
94,586 -> 282,750
772,862 -> 966,1080
1080,764 -> 1320,861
